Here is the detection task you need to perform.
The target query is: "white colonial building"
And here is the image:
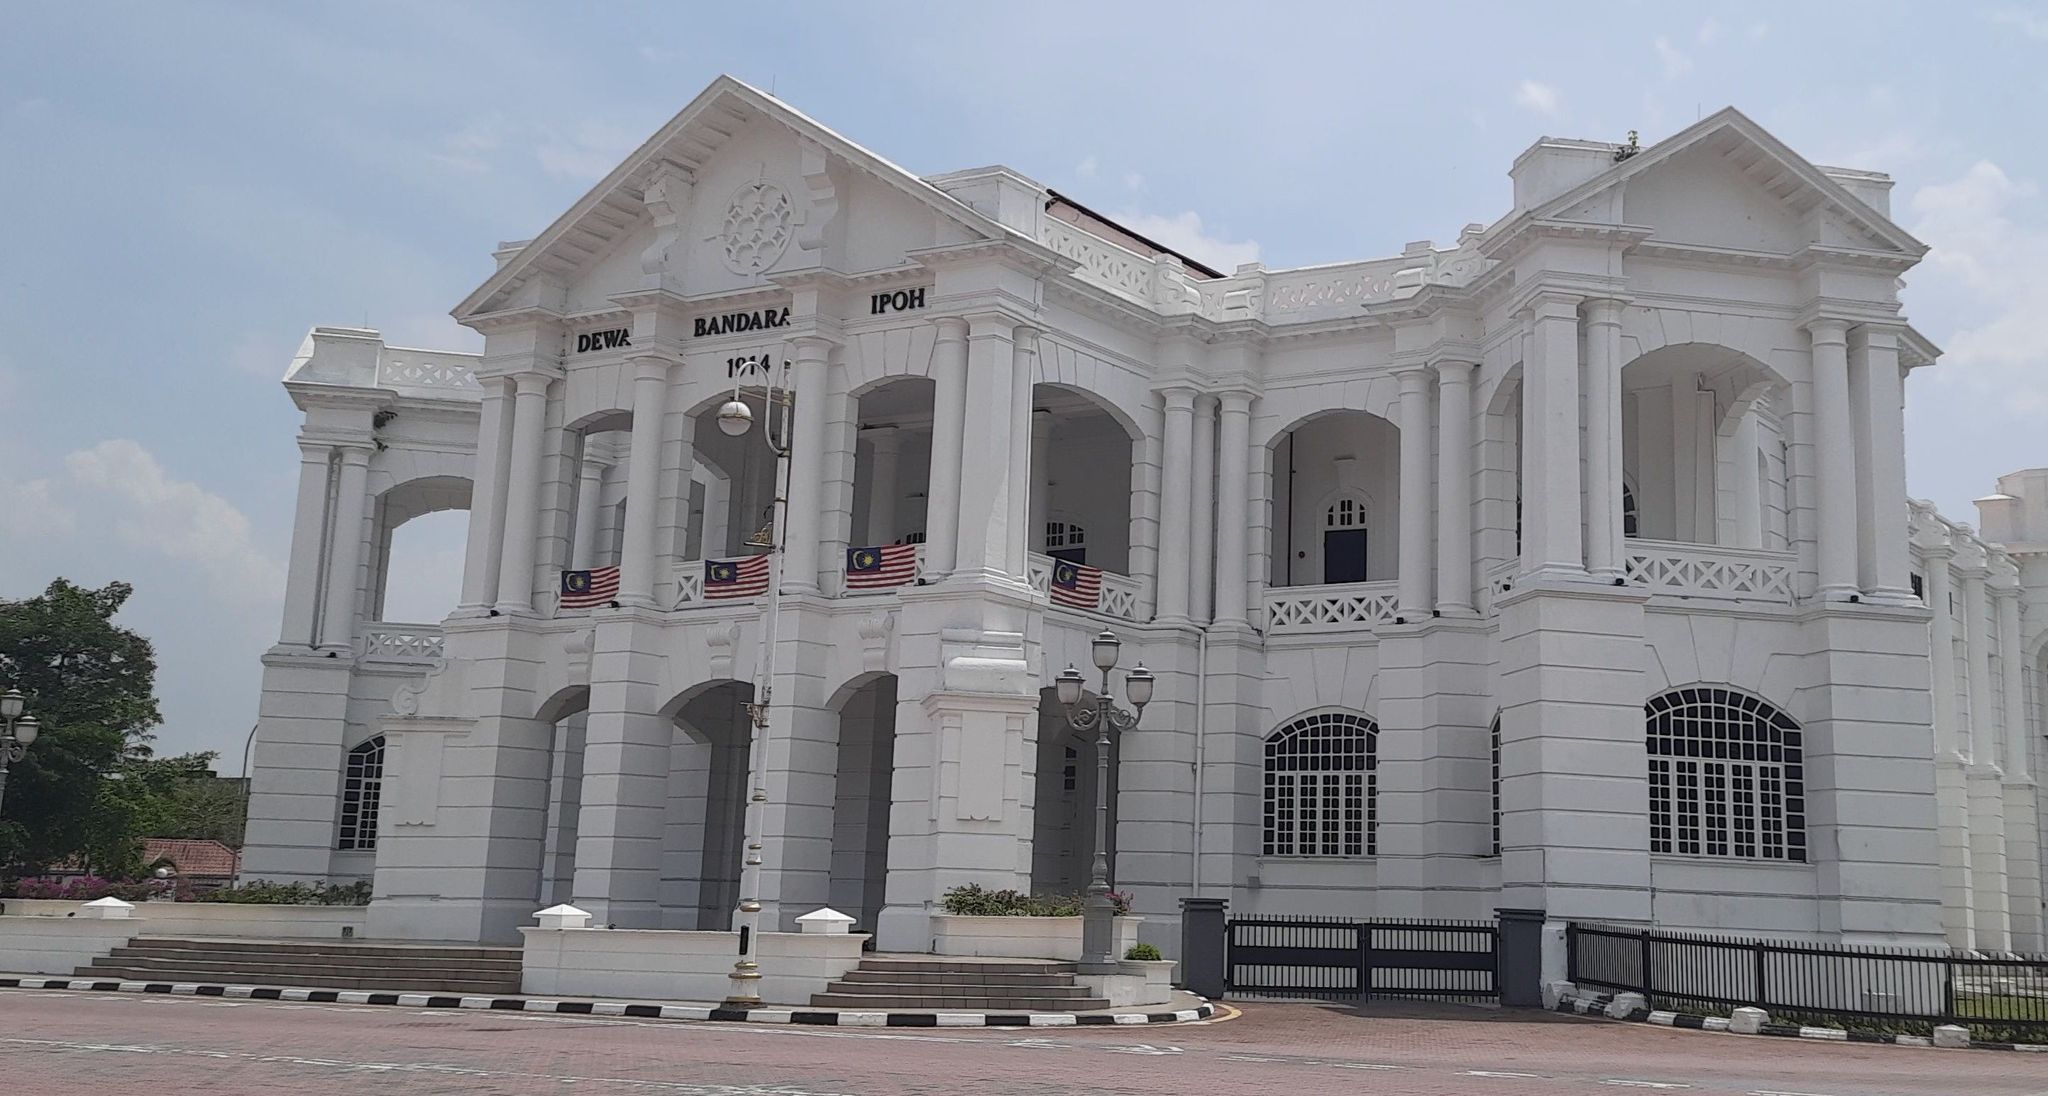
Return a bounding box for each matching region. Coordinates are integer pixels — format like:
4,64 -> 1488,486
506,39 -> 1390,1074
242,76 -> 2045,952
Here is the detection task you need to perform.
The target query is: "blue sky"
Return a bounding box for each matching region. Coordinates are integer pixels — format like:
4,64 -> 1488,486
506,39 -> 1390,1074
4,2 -> 2047,766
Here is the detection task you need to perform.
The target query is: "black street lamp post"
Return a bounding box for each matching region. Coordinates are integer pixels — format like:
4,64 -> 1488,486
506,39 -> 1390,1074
1054,631 -> 1153,973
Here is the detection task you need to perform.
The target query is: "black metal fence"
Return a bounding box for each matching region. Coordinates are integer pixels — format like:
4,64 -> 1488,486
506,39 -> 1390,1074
1226,915 -> 1498,1000
1569,923 -> 2048,1038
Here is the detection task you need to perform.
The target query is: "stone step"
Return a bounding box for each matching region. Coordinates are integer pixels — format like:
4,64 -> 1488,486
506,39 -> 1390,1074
837,968 -> 1078,987
108,947 -> 522,972
824,979 -> 1096,999
853,957 -> 1077,976
127,937 -> 519,962
808,991 -> 1111,1011
73,965 -> 521,995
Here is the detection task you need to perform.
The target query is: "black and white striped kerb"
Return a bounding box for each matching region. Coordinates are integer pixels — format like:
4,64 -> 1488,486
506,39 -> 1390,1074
1552,987 -> 2048,1053
0,976 -> 1212,1027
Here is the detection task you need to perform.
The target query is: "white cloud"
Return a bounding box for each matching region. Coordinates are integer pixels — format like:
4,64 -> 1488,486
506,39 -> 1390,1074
1748,21 -> 1770,40
1989,7 -> 2048,40
430,118 -> 503,173
1697,17 -> 1723,45
1817,131 -> 1926,171
1654,36 -> 1693,79
1910,161 -> 2048,408
57,440 -> 287,604
535,121 -> 642,182
1075,155 -> 1098,179
4,478 -> 76,538
1113,210 -> 1261,272
1122,171 -> 1145,192
1513,80 -> 1561,116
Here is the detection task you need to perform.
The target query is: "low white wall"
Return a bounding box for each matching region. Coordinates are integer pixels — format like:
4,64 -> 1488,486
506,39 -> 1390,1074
0,900 -> 366,939
1078,959 -> 1178,1007
0,917 -> 136,975
520,928 -> 866,1005
929,915 -> 1143,962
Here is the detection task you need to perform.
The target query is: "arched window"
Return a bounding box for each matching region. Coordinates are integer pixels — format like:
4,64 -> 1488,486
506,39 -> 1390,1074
1647,689 -> 1806,862
1263,712 -> 1377,857
1622,483 -> 1639,539
897,530 -> 926,546
1490,713 -> 1502,856
338,736 -> 386,852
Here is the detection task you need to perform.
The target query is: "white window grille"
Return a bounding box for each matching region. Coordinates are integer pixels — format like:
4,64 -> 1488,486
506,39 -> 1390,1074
338,736 -> 386,851
1044,520 -> 1087,549
1490,713 -> 1502,856
1262,712 -> 1376,857
897,530 -> 926,545
1324,496 -> 1369,529
1623,482 -> 1640,539
1647,688 -> 1806,862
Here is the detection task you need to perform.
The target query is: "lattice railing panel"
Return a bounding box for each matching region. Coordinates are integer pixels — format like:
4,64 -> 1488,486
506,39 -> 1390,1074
360,625 -> 445,661
1262,581 -> 1400,634
1623,541 -> 1797,604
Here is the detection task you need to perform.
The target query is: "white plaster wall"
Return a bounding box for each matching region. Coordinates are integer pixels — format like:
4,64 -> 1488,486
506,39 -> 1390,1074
519,927 -> 865,1004
0,917 -> 136,975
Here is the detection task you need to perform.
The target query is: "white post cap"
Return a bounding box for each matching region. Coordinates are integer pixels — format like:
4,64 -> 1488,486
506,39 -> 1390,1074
534,903 -> 592,930
795,907 -> 856,934
80,897 -> 136,919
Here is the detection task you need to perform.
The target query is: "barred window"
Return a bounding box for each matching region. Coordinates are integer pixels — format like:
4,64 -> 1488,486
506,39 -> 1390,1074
897,530 -> 926,545
1490,713 -> 1502,856
1044,520 -> 1087,548
1263,712 -> 1376,857
338,736 -> 386,851
1324,496 -> 1369,529
1647,688 -> 1805,862
1622,483 -> 1640,539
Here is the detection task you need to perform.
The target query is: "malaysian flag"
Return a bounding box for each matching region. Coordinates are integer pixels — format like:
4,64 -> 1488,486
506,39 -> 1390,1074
1049,559 -> 1102,610
559,565 -> 621,609
704,555 -> 772,600
845,544 -> 917,590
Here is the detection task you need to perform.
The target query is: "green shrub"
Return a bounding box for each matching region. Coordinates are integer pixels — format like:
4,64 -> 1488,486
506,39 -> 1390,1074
1125,943 -> 1163,961
208,880 -> 372,906
939,883 -> 1133,917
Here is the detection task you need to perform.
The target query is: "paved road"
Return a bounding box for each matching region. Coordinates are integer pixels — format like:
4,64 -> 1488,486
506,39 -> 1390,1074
0,987 -> 2038,1094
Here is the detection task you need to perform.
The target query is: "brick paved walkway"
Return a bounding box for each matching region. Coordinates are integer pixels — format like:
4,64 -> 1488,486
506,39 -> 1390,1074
1,987 -> 2038,1094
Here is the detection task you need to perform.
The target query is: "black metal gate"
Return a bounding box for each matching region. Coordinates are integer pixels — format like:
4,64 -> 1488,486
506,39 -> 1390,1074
1226,915 -> 1499,999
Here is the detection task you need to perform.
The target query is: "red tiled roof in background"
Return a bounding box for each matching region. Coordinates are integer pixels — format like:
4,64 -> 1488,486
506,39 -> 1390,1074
141,839 -> 240,878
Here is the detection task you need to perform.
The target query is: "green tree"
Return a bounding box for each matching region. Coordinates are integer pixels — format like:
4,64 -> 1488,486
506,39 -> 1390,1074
0,579 -> 162,872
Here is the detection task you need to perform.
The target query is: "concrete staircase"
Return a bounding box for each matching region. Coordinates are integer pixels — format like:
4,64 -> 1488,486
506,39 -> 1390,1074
74,937 -> 523,995
810,955 -> 1108,1011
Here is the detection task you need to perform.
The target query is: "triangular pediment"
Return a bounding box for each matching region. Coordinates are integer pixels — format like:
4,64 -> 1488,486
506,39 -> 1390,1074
455,75 -> 1011,321
1530,107 -> 1926,260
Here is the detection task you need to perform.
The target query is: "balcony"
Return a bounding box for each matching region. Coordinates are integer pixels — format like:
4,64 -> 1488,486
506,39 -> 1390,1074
1026,552 -> 1146,623
359,624 -> 445,663
1262,580 -> 1399,635
1623,539 -> 1796,604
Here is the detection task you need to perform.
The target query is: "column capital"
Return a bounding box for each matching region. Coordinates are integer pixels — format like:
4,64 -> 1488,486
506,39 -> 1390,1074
1432,357 -> 1478,383
1216,389 -> 1258,414
1393,363 -> 1434,392
933,315 -> 968,342
1192,391 -> 1219,414
1804,317 -> 1850,345
963,312 -> 1018,340
790,333 -> 840,360
511,371 -> 554,397
1583,297 -> 1628,325
1011,323 -> 1042,345
1526,290 -> 1583,321
626,353 -> 680,385
1989,579 -> 2022,600
1848,323 -> 1902,351
335,444 -> 374,466
1157,385 -> 1199,410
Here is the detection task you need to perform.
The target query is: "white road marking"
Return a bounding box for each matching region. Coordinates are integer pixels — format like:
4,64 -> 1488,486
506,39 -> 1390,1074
1468,1070 -> 1543,1078
1333,1063 -> 1409,1071
1102,1043 -> 1182,1055
1750,1091 -> 1838,1096
1601,1082 -> 1691,1089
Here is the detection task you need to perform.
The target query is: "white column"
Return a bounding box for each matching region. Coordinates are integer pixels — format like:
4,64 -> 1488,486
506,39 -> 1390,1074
1156,387 -> 1197,621
318,446 -> 373,649
1214,392 -> 1254,625
1926,545 -> 1976,947
1190,395 -> 1218,622
865,426 -> 902,546
1521,296 -> 1584,579
458,377 -> 516,612
1395,365 -> 1433,617
1807,320 -> 1859,600
1729,408 -> 1764,549
571,453 -> 608,569
781,336 -> 834,594
279,443 -> 335,645
494,372 -> 554,614
1852,327 -> 1915,602
1996,583 -> 2031,783
1964,561 -> 2010,949
1006,327 -> 1038,576
618,356 -> 674,607
924,318 -> 968,578
952,316 -> 1021,580
1435,359 -> 1476,615
1027,411 -> 1052,556
1583,298 -> 1625,578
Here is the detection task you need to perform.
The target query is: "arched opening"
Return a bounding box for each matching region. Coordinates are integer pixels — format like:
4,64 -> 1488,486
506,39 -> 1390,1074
828,673 -> 898,934
535,686 -> 591,909
664,680 -> 755,929
1029,384 -> 1138,576
1266,411 -> 1401,587
849,377 -> 936,551
337,735 -> 385,852
368,476 -> 472,626
1620,345 -> 1783,548
689,392 -> 784,562
1646,687 -> 1806,862
562,415 -> 632,574
1263,711 -> 1377,857
1031,685 -> 1119,894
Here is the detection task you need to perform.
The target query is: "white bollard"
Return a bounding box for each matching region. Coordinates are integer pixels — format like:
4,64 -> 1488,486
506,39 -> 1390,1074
1605,991 -> 1648,1019
1728,1006 -> 1769,1034
1931,1024 -> 1970,1049
796,907 -> 856,935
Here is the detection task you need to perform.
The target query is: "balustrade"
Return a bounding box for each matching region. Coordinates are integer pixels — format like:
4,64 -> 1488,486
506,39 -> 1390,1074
1261,580 -> 1400,635
359,624 -> 446,662
1622,539 -> 1797,604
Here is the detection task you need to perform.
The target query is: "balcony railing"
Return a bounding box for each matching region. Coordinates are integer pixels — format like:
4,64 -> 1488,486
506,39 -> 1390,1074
359,624 -> 445,662
1026,552 -> 1146,623
1262,580 -> 1399,635
1623,539 -> 1797,604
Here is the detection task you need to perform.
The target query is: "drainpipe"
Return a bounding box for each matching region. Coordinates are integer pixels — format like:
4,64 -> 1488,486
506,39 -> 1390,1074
233,721 -> 258,888
1190,627 -> 1209,895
